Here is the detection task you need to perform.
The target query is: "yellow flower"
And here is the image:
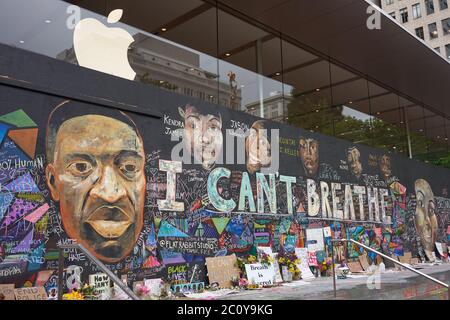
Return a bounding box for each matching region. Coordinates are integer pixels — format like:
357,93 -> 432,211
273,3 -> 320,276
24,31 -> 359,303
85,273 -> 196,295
63,291 -> 84,300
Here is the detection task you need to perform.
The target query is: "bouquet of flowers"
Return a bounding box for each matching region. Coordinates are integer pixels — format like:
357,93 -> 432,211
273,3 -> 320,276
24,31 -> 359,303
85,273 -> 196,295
62,290 -> 85,300
277,250 -> 301,280
257,250 -> 274,266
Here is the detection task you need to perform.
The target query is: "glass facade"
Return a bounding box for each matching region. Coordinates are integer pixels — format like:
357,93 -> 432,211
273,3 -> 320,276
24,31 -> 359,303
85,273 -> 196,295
0,0 -> 449,168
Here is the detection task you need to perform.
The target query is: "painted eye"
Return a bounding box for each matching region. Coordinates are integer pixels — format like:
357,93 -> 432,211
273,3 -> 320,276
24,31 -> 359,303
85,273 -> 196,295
120,162 -> 139,178
67,161 -> 93,176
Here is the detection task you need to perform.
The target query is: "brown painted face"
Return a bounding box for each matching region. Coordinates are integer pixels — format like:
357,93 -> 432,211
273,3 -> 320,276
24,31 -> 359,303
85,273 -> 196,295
347,147 -> 362,179
414,179 -> 438,261
46,115 -> 146,263
299,138 -> 319,177
379,154 -> 391,180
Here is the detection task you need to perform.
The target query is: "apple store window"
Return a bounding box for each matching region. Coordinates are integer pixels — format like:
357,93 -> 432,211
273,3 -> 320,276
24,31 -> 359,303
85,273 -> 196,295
442,18 -> 450,35
428,22 -> 439,39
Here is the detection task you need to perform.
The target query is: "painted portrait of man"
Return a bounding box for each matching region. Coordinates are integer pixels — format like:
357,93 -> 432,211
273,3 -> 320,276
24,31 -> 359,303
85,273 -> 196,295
299,137 -> 319,177
414,179 -> 438,262
347,146 -> 362,179
379,154 -> 392,181
246,120 -> 271,174
179,105 -> 223,170
45,102 -> 146,263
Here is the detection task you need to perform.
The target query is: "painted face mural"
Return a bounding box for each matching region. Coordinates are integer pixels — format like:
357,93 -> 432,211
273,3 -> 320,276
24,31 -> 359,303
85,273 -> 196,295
347,146 -> 362,179
414,179 -> 438,261
379,154 -> 392,181
246,120 -> 271,174
45,112 -> 146,263
299,137 -> 319,177
180,105 -> 223,170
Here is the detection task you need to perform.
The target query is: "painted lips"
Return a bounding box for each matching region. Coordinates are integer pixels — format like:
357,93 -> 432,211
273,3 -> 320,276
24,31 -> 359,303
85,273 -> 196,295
86,206 -> 132,239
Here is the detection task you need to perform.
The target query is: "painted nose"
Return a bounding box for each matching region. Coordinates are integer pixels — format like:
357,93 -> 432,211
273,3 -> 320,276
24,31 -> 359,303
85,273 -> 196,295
90,166 -> 127,203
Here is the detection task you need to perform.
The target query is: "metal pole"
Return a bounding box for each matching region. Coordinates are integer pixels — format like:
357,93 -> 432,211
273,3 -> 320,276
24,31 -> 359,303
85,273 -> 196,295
57,247 -> 64,300
331,240 -> 336,298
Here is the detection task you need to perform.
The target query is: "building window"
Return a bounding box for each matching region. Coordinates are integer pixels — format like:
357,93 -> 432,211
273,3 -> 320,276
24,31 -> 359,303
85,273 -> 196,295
415,27 -> 425,39
425,0 -> 435,14
389,11 -> 396,19
440,0 -> 448,10
442,18 -> 450,34
429,22 -> 439,38
446,44 -> 450,59
434,46 -> 441,52
412,3 -> 422,19
400,8 -> 409,23
385,0 -> 394,5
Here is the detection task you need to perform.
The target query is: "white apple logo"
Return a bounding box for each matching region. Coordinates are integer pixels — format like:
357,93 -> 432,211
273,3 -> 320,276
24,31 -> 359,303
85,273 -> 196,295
74,9 -> 136,80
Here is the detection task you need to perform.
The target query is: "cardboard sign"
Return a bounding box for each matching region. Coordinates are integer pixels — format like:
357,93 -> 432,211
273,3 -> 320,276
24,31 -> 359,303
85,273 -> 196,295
245,263 -> 276,286
347,261 -> 364,273
89,273 -> 110,295
205,254 -> 241,288
0,284 -> 15,300
295,248 -> 315,280
358,255 -> 370,271
14,287 -> 48,300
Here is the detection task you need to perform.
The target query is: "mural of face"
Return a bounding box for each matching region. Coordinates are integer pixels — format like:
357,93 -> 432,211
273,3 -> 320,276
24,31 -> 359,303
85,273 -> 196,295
182,106 -> 223,170
46,115 -> 146,263
299,137 -> 319,177
414,179 -> 438,261
246,121 -> 271,174
347,147 -> 362,179
379,154 -> 392,181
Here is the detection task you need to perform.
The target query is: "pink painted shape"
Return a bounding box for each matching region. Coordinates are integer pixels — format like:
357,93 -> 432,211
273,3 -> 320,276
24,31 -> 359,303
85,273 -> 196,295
24,203 -> 49,223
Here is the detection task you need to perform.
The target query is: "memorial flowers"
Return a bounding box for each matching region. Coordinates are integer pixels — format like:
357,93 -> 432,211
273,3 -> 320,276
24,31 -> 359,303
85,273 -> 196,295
277,249 -> 301,280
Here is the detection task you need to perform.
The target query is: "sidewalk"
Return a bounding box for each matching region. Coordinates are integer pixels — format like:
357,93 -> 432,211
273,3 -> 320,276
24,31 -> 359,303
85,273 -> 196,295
207,263 -> 450,300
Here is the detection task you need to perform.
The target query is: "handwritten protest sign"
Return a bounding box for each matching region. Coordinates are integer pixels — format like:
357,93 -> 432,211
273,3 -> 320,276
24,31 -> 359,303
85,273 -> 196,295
205,254 -> 240,288
0,284 -> 15,300
245,263 -> 276,286
14,287 -> 47,300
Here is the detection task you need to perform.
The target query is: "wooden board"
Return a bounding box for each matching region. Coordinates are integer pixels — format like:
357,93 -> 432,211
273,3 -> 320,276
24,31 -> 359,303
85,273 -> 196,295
0,284 -> 15,300
398,252 -> 412,264
14,287 -> 47,300
358,255 -> 370,271
347,260 -> 364,273
205,254 -> 241,288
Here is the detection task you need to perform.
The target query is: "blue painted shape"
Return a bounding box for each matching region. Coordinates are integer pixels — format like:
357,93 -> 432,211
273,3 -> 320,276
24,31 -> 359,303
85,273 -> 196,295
0,192 -> 14,220
0,123 -> 10,145
225,218 -> 245,236
202,222 -> 219,238
157,220 -> 189,238
160,250 -> 186,264
28,243 -> 45,272
4,172 -> 39,193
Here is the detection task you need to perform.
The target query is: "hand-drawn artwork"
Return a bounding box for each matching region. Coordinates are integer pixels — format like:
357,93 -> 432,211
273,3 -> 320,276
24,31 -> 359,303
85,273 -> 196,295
379,154 -> 392,181
246,120 -> 271,174
414,179 -> 438,261
179,105 -> 223,170
45,104 -> 146,263
299,137 -> 319,177
347,146 -> 362,179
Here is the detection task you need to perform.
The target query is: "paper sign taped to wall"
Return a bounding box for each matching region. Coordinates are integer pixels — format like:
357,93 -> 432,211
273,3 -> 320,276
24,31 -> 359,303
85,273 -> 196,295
306,228 -> 324,252
0,284 -> 15,300
245,263 -> 276,286
14,287 -> 48,300
323,227 -> 332,238
206,254 -> 240,288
